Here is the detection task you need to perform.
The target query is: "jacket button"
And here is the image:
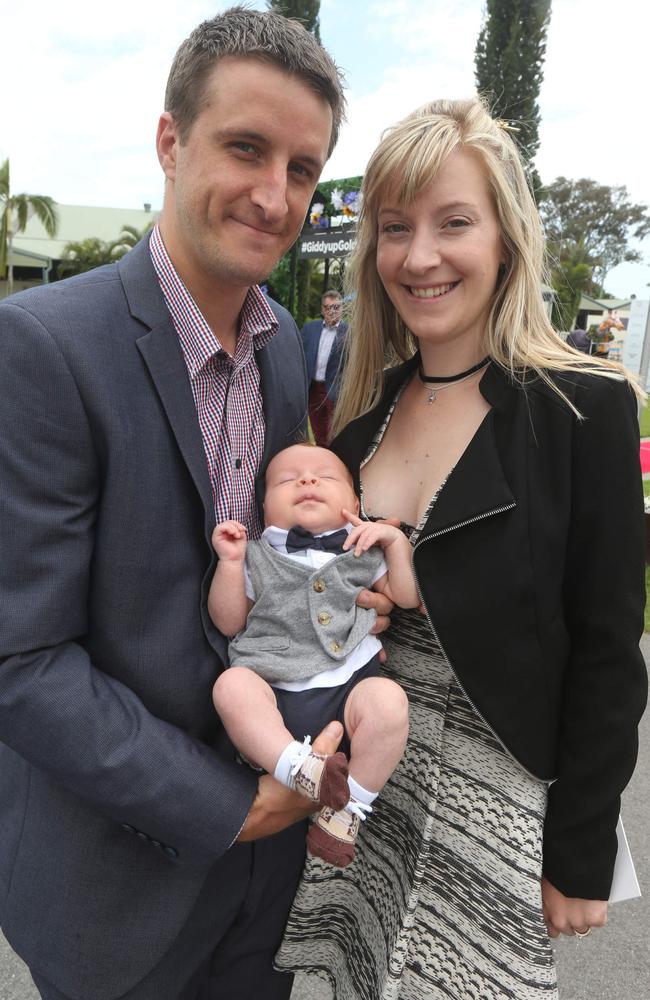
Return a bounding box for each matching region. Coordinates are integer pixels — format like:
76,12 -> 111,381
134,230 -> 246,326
330,640 -> 342,653
317,611 -> 331,625
313,578 -> 326,593
163,845 -> 179,859
121,824 -> 136,834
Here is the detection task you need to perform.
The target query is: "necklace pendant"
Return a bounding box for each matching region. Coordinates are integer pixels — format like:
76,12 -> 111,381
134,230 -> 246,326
427,389 -> 437,404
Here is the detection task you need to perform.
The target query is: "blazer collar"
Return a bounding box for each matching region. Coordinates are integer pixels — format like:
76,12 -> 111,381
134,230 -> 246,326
118,240 -> 214,520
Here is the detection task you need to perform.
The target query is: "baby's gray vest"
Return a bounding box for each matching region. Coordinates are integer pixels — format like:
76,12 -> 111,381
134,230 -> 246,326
227,539 -> 385,685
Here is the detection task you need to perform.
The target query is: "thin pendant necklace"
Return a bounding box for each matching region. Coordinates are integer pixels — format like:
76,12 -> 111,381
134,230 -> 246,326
418,356 -> 491,404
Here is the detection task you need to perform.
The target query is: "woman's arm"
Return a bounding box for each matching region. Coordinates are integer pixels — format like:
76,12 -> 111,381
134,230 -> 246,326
543,376 -> 647,902
343,510 -> 420,608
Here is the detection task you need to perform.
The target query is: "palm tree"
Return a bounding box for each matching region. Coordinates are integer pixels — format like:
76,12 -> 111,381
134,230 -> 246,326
113,222 -> 156,252
57,238 -> 124,279
0,158 -> 59,295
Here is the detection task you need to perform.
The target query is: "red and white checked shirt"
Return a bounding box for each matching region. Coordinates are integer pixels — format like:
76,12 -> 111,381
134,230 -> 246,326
149,225 -> 277,539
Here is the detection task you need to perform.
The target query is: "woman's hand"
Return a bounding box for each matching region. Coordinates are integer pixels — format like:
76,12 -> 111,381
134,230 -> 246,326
541,877 -> 608,939
353,515 -> 401,636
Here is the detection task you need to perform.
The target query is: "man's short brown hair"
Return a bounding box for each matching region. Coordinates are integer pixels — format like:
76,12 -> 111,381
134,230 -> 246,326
165,5 -> 346,157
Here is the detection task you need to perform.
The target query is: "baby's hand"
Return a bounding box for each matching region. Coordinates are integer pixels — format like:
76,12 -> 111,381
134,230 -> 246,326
342,509 -> 400,557
212,520 -> 248,562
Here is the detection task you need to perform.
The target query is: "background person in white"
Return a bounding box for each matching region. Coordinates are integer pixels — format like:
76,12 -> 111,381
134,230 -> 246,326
301,291 -> 348,444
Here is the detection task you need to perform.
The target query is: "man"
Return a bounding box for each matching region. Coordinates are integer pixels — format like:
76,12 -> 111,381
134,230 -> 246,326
301,290 -> 348,444
0,10 -> 389,1000
565,328 -> 590,353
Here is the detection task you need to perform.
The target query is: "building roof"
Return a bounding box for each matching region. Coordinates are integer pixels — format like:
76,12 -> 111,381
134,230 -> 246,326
13,202 -> 159,261
9,247 -> 52,269
579,293 -> 631,311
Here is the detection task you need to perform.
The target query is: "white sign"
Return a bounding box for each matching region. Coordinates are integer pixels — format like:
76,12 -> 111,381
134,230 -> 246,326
623,299 -> 650,379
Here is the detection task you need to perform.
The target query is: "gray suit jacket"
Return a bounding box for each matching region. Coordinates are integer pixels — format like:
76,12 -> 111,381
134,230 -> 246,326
0,239 -> 308,998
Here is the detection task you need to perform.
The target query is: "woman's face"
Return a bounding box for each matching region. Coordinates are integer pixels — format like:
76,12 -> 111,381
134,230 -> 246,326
376,148 -> 504,362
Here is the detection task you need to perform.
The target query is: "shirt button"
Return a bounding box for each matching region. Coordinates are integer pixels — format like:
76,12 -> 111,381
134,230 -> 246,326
318,611 -> 331,625
313,579 -> 326,593
330,640 -> 342,653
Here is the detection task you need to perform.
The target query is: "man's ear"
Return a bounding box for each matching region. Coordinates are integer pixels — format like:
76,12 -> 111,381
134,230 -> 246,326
156,112 -> 179,180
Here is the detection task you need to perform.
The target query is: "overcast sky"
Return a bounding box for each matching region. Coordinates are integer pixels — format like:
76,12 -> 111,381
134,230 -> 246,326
4,0 -> 649,298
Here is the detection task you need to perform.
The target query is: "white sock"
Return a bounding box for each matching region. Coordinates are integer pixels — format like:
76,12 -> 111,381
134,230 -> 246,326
273,739 -> 306,788
346,776 -> 378,819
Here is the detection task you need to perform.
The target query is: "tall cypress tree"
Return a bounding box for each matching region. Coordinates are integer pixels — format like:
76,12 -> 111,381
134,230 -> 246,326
268,0 -> 322,323
268,1 -> 321,44
475,0 -> 551,196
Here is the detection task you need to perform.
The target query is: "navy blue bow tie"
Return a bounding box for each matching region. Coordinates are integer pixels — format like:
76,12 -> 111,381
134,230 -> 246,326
285,525 -> 348,554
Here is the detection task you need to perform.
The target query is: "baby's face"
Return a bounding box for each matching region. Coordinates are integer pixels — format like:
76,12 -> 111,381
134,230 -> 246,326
264,445 -> 359,533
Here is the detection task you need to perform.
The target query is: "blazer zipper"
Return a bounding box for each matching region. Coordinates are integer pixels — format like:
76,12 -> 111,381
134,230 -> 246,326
412,502 -> 549,784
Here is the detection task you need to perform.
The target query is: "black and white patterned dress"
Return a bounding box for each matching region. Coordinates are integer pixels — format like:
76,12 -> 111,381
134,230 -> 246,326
275,397 -> 558,1000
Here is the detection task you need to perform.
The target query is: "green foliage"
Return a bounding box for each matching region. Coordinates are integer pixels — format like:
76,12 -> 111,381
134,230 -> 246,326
56,221 -> 156,280
549,242 -> 593,330
265,0 -> 323,317
539,176 -> 650,294
266,252 -> 293,308
57,238 -> 127,279
267,0 -> 321,41
474,0 -> 551,194
266,253 -> 323,323
0,158 -> 59,281
295,258 -> 311,328
113,222 -> 155,251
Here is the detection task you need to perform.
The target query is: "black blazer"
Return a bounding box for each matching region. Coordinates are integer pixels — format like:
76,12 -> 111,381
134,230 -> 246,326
333,355 -> 647,899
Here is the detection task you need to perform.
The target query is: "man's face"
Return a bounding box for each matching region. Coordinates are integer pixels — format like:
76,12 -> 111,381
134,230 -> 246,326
321,296 -> 342,325
157,56 -> 333,294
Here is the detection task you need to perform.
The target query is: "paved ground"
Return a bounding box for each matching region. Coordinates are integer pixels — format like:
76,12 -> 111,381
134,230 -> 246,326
3,637 -> 649,1000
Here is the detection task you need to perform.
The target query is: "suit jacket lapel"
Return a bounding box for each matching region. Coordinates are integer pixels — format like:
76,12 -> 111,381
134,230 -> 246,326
118,241 -> 214,518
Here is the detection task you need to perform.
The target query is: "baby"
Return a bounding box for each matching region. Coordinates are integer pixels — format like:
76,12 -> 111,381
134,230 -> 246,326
209,443 -> 419,866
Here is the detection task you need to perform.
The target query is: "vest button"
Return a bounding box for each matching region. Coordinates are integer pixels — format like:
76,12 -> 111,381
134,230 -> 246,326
313,578 -> 326,593
330,640 -> 342,653
317,611 -> 331,625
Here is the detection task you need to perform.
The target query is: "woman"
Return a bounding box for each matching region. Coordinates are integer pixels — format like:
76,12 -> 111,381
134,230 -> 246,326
275,99 -> 647,999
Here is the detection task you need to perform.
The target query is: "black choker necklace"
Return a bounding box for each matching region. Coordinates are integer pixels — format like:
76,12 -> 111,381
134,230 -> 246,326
417,356 -> 491,384
417,356 -> 491,404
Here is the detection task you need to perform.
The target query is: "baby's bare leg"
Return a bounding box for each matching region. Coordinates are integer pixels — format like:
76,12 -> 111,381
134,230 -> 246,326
307,676 -> 408,867
213,667 -> 349,809
343,677 -> 409,791
213,666 -> 291,773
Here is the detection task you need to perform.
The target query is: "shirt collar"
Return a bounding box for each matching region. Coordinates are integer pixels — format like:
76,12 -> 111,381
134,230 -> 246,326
149,224 -> 278,376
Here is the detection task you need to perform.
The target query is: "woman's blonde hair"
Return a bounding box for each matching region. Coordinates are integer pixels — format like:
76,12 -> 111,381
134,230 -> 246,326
333,97 -> 640,434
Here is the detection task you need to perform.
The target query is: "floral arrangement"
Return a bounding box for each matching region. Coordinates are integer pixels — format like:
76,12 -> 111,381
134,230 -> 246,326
330,188 -> 362,218
307,176 -> 363,229
309,203 -> 329,228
